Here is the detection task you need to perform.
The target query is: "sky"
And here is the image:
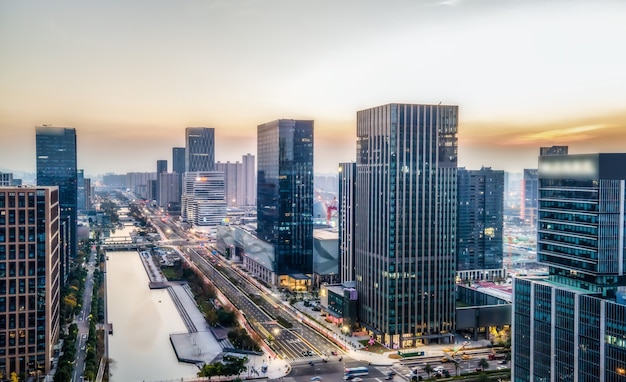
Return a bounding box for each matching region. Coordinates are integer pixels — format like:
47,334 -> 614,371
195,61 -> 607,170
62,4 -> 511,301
1,0 -> 626,177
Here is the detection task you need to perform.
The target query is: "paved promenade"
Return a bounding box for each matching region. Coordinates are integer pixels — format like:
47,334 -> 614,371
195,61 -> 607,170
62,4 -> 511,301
139,248 -> 290,380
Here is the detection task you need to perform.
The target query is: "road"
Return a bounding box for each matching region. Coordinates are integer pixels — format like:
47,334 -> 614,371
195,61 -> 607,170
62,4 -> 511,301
72,248 -> 98,382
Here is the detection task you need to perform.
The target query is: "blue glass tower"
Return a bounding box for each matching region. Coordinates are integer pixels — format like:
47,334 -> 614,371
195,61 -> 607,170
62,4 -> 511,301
36,126 -> 77,284
257,119 -> 314,278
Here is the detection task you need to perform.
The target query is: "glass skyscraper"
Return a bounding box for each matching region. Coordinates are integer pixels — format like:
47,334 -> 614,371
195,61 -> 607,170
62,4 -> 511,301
257,119 -> 314,278
457,167 -> 504,274
513,153 -> 626,382
35,126 -> 77,284
185,127 -> 215,172
354,103 -> 458,347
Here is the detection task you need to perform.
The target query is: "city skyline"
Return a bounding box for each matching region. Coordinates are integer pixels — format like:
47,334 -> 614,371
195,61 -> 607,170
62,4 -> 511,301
2,1 -> 626,175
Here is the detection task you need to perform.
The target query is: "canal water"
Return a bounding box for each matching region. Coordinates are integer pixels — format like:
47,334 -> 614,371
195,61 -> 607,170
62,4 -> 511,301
106,224 -> 199,381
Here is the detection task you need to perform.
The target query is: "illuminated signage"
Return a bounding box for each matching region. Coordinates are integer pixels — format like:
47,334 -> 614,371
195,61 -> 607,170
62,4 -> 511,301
539,157 -> 597,178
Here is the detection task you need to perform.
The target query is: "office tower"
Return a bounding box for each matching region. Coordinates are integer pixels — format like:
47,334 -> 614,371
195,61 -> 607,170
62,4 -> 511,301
338,162 -> 356,283
457,167 -> 504,278
36,126 -> 77,284
172,148 -> 186,175
156,160 -> 168,174
513,153 -> 626,382
84,178 -> 92,211
241,153 -> 256,206
185,127 -> 215,172
173,147 -> 186,196
354,104 -> 457,347
181,172 -> 226,229
155,160 -> 168,204
77,170 -> 85,213
157,173 -> 181,211
216,161 -> 241,207
0,187 -> 61,377
0,173 -> 12,187
257,119 -> 314,277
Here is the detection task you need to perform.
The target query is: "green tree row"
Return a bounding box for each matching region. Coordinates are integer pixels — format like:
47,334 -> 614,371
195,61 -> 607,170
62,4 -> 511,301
53,324 -> 79,382
197,357 -> 247,380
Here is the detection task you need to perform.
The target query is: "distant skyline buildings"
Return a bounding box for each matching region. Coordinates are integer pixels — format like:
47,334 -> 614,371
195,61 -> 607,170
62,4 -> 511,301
354,103 -> 458,347
257,119 -> 314,279
35,126 -> 77,284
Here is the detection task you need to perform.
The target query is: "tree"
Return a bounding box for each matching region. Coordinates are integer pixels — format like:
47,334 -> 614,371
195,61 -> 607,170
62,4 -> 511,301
423,364 -> 433,379
478,357 -> 490,371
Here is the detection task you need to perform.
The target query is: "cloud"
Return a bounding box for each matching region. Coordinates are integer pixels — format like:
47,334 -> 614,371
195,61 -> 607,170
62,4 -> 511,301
504,124 -> 608,145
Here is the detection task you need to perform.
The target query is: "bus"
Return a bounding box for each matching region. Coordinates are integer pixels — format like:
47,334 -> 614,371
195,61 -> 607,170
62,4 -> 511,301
344,367 -> 369,379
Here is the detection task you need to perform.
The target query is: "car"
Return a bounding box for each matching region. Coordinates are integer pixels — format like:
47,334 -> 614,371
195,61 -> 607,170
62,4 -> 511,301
498,360 -> 508,364
441,357 -> 450,363
301,350 -> 308,356
331,351 -> 338,356
310,377 -> 323,381
434,366 -> 445,372
497,366 -> 508,370
351,378 -> 363,382
307,350 -> 313,356
462,353 -> 472,360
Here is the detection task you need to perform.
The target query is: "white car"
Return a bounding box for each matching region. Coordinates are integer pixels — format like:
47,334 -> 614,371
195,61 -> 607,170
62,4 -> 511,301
434,366 -> 445,372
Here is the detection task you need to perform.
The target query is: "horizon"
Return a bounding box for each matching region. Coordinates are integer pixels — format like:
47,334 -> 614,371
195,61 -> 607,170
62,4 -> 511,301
2,1 -> 626,175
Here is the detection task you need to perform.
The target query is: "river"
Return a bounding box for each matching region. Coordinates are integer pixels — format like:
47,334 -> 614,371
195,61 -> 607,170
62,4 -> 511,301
106,224 -> 199,382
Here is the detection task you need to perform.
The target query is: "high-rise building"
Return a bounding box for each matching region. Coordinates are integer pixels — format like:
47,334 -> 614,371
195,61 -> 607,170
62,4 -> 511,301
84,178 -> 92,211
185,127 -> 215,172
172,148 -> 186,175
158,172 -> 181,212
521,147 -> 568,228
77,169 -> 85,213
126,172 -> 156,199
157,160 -> 168,174
257,119 -> 314,278
155,160 -> 168,203
173,146 -> 186,189
513,153 -> 626,382
36,126 -> 77,284
241,153 -> 256,207
354,103 -> 458,347
338,162 -> 356,283
0,186 -> 61,377
216,161 -> 241,207
457,167 -> 504,279
521,168 -> 538,227
0,173 -> 12,187
181,172 -> 226,230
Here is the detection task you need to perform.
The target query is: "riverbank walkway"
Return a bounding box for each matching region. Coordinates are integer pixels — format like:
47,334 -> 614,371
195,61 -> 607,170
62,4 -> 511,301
138,250 -> 223,366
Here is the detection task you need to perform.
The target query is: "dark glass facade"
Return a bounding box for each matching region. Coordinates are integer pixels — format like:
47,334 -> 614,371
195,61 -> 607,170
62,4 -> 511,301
338,162 -> 356,283
354,104 -> 458,347
257,119 -> 314,276
513,153 -> 626,382
457,167 -> 504,272
185,127 -> 215,172
36,126 -> 77,284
